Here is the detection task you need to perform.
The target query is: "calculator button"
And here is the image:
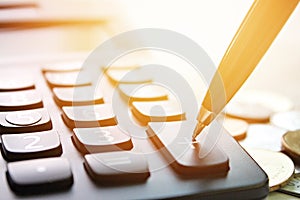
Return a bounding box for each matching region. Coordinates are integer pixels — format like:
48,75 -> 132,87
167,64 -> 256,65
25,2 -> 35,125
118,83 -> 168,103
0,90 -> 43,111
84,151 -> 150,183
53,86 -> 104,107
0,108 -> 52,133
105,68 -> 152,85
5,110 -> 42,126
6,157 -> 73,195
62,104 -> 117,128
0,79 -> 34,91
45,71 -> 92,88
132,100 -> 185,125
147,121 -> 229,175
1,130 -> 62,161
42,61 -> 83,72
72,126 -> 133,154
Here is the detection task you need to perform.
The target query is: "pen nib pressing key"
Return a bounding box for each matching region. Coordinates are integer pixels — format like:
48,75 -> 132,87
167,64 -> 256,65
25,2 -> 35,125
192,106 -> 214,142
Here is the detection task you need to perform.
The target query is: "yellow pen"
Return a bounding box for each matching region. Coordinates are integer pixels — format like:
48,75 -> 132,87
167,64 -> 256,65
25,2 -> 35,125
192,0 -> 299,140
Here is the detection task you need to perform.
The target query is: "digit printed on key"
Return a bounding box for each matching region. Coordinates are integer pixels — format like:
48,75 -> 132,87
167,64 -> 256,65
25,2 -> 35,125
72,126 -> 133,154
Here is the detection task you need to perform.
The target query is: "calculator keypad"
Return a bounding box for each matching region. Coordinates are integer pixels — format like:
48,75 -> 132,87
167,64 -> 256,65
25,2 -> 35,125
0,60 -> 272,199
1,130 -> 62,161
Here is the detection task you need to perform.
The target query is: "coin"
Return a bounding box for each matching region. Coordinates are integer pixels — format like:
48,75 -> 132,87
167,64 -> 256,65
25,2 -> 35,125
226,101 -> 272,123
246,148 -> 294,192
279,173 -> 300,198
239,124 -> 286,151
225,90 -> 293,123
220,117 -> 248,141
282,130 -> 300,160
271,111 -> 300,131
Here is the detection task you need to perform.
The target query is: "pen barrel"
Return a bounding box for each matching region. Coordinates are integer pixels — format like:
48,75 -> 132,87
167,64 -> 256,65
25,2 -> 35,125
202,0 -> 298,116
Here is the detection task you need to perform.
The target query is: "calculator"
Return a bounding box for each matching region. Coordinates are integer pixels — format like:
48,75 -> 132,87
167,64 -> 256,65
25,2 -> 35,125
0,57 -> 269,200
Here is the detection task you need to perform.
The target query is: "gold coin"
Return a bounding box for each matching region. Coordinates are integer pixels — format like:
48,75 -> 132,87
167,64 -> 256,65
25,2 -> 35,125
282,130 -> 300,158
246,148 -> 294,192
221,117 -> 248,141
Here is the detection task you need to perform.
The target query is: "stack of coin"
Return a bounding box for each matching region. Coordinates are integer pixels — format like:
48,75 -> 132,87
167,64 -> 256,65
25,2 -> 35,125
221,89 -> 300,197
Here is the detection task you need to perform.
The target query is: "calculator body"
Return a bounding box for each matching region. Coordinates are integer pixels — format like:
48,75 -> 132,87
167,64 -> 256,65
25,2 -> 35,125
0,60 -> 269,200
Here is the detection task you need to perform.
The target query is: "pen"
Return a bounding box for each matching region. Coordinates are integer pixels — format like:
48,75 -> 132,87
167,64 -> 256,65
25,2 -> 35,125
192,0 -> 298,141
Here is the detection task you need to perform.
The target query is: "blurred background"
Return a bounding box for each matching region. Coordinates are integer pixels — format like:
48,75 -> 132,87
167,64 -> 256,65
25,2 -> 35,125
0,0 -> 299,106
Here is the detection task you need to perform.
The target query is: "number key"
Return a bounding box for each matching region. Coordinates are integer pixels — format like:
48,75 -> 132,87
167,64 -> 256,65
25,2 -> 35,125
105,68 -> 152,85
118,83 -> 168,104
53,86 -> 104,107
0,108 -> 52,133
132,100 -> 186,125
0,79 -> 34,91
84,151 -> 150,184
62,104 -> 117,128
1,130 -> 62,161
0,89 -> 43,111
72,126 -> 133,154
147,121 -> 229,175
6,157 -> 73,195
42,61 -> 83,73
45,71 -> 92,88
